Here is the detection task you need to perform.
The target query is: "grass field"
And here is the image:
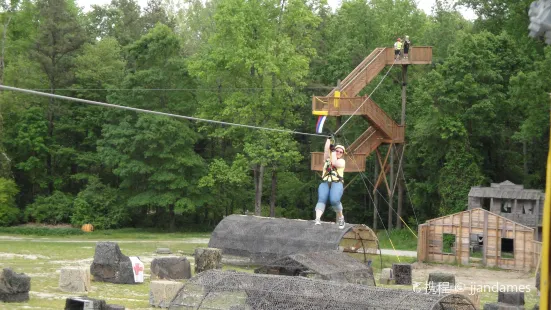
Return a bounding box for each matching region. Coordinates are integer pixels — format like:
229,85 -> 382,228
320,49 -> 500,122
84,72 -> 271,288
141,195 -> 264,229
0,228 -> 541,309
376,228 -> 419,251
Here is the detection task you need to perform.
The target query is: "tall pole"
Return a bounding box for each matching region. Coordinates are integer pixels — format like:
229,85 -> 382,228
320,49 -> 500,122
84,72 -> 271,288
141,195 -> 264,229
388,145 -> 394,229
373,157 -> 379,231
396,65 -> 408,229
336,79 -> 342,134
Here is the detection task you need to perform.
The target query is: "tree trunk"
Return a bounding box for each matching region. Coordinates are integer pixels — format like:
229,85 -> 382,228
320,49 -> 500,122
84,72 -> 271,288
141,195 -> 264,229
270,167 -> 277,217
523,140 -> 528,186
254,164 -> 264,215
46,93 -> 55,194
0,15 -> 12,85
169,205 -> 175,232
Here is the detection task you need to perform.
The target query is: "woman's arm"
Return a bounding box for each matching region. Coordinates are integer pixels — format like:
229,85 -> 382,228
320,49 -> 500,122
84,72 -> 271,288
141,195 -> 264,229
324,138 -> 331,160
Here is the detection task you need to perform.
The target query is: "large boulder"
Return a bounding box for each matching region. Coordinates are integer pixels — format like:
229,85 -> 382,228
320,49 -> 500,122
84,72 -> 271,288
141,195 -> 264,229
483,302 -> 525,310
150,257 -> 191,280
0,268 -> 31,302
64,296 -> 106,309
392,263 -> 412,285
379,268 -> 394,285
194,248 -> 222,273
427,272 -> 455,292
59,267 -> 91,292
90,242 -> 136,284
149,280 -> 184,308
498,292 -> 524,306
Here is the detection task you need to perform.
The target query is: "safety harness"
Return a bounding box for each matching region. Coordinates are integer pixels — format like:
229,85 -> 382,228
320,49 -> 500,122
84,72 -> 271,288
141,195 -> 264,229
322,159 -> 343,183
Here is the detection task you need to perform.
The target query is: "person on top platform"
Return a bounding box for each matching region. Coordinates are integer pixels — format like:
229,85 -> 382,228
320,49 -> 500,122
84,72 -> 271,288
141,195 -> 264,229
314,138 -> 346,229
403,35 -> 411,60
394,38 -> 402,60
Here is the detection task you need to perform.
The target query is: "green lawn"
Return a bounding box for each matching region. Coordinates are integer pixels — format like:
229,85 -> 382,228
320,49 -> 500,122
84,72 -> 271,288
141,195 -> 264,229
376,228 -> 418,251
0,229 -> 541,309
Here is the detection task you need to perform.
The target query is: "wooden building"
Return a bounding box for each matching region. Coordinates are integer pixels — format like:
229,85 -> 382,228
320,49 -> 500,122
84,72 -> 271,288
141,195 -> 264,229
417,208 -> 537,271
468,180 -> 544,241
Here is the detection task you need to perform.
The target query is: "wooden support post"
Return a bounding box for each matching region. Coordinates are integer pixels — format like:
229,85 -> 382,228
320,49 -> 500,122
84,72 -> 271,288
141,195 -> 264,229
396,65 -> 408,229
389,144 -> 394,230
483,211 -> 488,266
459,213 -> 463,265
536,198 -> 541,241
496,216 -> 500,266
335,80 -> 341,133
373,157 -> 379,231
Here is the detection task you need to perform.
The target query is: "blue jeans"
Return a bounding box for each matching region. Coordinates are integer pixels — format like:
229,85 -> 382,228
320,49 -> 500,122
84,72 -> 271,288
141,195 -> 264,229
315,181 -> 343,212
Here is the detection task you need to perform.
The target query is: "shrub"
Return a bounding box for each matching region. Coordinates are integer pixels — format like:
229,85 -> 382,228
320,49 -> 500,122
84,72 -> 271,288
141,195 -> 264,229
71,178 -> 129,229
25,191 -> 74,224
0,178 -> 21,226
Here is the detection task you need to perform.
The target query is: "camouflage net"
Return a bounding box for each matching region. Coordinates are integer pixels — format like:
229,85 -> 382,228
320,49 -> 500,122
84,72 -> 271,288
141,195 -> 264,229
254,250 -> 375,286
208,215 -> 379,265
168,270 -> 477,310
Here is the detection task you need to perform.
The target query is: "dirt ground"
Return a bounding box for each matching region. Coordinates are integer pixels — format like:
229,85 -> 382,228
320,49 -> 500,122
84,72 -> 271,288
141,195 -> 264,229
408,262 -> 539,308
412,262 -> 536,288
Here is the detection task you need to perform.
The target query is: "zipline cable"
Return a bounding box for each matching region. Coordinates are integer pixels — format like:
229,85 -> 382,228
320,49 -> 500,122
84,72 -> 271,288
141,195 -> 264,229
0,85 -> 329,139
26,86 -> 337,91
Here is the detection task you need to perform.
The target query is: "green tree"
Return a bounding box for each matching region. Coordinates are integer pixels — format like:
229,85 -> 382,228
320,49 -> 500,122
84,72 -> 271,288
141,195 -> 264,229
198,155 -> 250,222
87,0 -> 143,46
98,24 -> 205,230
188,0 -> 319,215
0,177 -> 19,226
407,31 -> 527,217
509,46 -> 551,187
72,177 -> 128,229
30,0 -> 87,194
25,190 -> 73,224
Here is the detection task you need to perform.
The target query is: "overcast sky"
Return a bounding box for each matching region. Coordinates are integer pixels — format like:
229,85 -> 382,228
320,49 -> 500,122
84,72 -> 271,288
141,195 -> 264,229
77,0 -> 477,20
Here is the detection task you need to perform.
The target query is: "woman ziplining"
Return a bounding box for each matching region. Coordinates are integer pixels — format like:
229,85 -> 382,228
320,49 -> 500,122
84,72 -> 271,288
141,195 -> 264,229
314,136 -> 347,229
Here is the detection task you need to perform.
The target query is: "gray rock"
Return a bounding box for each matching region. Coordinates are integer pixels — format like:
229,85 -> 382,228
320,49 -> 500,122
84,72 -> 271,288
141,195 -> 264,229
392,263 -> 412,285
498,292 -> 524,306
483,302 -> 524,310
156,248 -> 172,254
427,272 -> 455,292
194,248 -> 222,273
149,280 -> 184,308
0,268 -> 31,302
151,257 -> 191,280
59,267 -> 91,292
105,304 -> 125,310
90,242 -> 136,284
64,296 -> 106,309
379,268 -> 394,285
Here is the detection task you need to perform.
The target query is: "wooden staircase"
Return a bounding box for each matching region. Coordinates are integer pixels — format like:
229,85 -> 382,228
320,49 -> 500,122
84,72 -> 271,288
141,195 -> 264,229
311,47 -> 432,172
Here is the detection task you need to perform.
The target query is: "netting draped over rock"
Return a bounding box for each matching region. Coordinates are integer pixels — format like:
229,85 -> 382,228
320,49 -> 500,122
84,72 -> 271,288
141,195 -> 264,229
208,215 -> 379,264
168,270 -> 477,310
254,251 -> 375,286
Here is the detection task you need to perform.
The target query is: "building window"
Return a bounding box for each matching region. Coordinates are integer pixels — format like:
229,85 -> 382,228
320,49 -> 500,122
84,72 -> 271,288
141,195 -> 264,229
501,200 -> 512,213
523,202 -> 533,214
501,238 -> 514,259
442,233 -> 455,254
469,234 -> 483,258
482,198 -> 491,211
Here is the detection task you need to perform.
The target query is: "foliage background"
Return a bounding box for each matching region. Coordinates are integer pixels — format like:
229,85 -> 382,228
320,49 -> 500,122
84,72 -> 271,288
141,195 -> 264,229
0,0 -> 548,231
